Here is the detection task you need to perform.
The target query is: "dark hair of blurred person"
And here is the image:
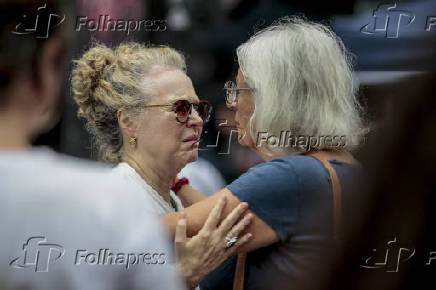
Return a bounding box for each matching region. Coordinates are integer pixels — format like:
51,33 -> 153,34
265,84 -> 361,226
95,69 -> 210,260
0,0 -> 73,147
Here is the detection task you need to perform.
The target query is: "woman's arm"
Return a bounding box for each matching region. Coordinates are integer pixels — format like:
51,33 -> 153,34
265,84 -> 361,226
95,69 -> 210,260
162,188 -> 280,253
176,183 -> 207,207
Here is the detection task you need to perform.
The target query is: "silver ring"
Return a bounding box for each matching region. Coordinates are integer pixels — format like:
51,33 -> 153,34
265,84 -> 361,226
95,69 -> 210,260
225,236 -> 238,249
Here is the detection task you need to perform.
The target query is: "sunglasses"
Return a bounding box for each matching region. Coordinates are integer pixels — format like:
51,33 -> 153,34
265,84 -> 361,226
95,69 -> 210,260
144,99 -> 212,124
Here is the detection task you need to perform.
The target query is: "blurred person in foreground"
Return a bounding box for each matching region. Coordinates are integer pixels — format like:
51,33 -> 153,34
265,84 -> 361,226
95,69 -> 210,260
0,1 -> 250,289
163,16 -> 368,289
312,73 -> 436,290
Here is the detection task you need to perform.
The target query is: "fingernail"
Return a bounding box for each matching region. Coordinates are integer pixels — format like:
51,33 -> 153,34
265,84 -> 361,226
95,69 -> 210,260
247,233 -> 253,239
179,212 -> 186,219
247,213 -> 253,220
240,202 -> 248,209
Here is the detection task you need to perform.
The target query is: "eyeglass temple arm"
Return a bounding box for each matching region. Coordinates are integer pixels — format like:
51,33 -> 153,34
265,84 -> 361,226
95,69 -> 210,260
143,104 -> 173,108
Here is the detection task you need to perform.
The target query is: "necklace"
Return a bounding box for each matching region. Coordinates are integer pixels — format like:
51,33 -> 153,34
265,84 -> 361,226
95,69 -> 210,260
123,158 -> 172,205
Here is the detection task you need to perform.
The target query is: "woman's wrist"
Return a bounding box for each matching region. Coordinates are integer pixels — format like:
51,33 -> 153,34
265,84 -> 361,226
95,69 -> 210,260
172,177 -> 189,194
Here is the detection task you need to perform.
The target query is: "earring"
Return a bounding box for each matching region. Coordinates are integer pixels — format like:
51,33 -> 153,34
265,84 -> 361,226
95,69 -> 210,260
129,137 -> 137,148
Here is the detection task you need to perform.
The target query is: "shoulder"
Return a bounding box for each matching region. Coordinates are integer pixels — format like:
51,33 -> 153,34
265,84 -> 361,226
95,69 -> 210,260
0,150 -> 184,289
246,155 -> 358,185
0,150 -> 173,253
265,155 -> 325,174
230,155 -> 323,189
226,155 -> 356,212
226,156 -> 314,212
0,149 -> 156,215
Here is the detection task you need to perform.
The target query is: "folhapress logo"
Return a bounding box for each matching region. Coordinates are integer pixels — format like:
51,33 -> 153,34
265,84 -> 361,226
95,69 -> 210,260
11,3 -> 65,38
361,237 -> 415,272
9,236 -> 65,272
361,3 -> 415,38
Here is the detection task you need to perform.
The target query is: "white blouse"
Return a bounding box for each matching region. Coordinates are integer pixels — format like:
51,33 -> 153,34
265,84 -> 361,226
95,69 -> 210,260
112,162 -> 184,215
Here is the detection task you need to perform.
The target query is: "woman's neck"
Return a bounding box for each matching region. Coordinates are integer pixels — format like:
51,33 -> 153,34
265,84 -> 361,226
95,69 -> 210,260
122,154 -> 175,204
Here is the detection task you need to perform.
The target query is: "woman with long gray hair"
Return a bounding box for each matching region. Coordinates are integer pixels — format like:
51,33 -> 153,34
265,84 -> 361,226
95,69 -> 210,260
163,16 -> 367,289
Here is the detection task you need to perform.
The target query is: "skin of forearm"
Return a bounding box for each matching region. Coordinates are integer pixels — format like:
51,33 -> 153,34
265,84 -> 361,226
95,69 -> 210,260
177,184 -> 207,207
162,189 -> 281,252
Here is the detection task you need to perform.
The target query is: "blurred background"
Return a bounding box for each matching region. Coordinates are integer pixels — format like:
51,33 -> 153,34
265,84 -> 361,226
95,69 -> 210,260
32,0 -> 435,184
33,0 -> 436,182
20,0 -> 436,288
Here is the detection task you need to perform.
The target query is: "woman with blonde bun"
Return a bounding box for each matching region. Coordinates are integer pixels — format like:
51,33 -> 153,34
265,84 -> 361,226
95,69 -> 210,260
71,42 -> 253,289
72,42 -> 215,213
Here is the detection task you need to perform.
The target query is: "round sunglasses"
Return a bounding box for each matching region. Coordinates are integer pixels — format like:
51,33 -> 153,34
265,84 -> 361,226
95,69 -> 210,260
144,99 -> 212,124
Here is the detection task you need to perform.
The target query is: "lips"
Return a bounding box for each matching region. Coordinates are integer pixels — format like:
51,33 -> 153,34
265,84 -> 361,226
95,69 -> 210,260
183,135 -> 200,142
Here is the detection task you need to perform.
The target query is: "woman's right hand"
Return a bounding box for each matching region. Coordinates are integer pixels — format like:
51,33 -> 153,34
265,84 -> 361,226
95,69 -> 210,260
174,196 -> 253,289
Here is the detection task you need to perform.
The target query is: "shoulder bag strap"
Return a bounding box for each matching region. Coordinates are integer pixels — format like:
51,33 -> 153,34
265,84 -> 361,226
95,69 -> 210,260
233,253 -> 246,290
310,155 -> 342,236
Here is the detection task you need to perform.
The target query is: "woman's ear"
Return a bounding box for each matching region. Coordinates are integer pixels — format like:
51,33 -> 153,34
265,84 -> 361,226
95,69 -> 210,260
117,108 -> 137,137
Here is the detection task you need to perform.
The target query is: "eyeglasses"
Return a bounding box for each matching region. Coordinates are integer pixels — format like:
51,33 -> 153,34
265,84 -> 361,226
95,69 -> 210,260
144,99 -> 212,124
224,81 -> 254,105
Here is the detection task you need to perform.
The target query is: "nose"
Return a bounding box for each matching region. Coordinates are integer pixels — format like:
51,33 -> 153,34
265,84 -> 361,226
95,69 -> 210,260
227,101 -> 237,111
187,106 -> 204,128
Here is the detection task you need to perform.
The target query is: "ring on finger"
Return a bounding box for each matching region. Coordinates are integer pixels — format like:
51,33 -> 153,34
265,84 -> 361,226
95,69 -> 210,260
225,236 -> 238,249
